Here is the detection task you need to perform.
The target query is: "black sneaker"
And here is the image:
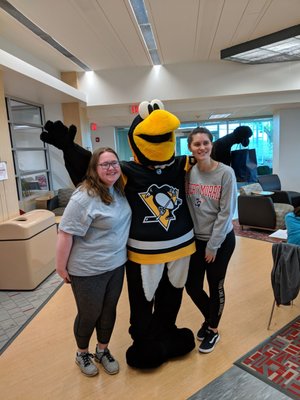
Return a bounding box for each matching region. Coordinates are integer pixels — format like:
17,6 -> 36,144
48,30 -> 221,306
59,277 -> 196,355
199,328 -> 220,353
196,321 -> 209,341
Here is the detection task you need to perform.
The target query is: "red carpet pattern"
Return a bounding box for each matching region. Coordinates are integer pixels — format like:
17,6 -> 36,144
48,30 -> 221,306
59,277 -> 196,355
235,316 -> 300,399
232,219 -> 283,244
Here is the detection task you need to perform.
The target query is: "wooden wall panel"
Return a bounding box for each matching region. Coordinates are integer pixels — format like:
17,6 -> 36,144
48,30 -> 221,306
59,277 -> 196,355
61,72 -> 90,148
0,72 -> 19,222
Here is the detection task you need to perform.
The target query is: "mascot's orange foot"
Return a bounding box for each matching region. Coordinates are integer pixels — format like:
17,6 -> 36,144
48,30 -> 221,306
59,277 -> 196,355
126,328 -> 195,369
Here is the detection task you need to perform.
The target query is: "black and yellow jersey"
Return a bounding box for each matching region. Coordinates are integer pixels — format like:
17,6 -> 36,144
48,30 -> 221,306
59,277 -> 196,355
121,156 -> 196,264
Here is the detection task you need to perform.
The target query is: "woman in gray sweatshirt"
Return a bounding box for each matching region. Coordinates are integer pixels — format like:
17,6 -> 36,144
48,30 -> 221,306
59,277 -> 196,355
185,127 -> 237,353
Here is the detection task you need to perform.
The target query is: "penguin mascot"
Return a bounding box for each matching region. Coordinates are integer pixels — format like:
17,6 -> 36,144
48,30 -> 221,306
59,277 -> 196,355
40,99 -> 196,369
121,99 -> 196,368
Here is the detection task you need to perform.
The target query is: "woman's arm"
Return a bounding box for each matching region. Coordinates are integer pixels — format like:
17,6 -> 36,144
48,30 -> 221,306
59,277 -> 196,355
56,230 -> 73,283
206,168 -> 237,258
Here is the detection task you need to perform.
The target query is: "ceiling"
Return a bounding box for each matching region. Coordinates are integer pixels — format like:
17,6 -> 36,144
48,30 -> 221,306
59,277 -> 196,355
1,0 -> 300,125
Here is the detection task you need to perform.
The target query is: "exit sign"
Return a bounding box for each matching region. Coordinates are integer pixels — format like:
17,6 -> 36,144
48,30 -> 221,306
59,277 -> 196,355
130,104 -> 139,114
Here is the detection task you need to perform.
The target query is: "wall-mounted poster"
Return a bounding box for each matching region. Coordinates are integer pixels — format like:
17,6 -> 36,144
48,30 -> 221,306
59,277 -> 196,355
0,161 -> 8,181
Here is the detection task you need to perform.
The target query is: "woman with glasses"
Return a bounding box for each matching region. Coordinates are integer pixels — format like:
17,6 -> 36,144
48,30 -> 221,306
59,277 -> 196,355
56,147 -> 132,377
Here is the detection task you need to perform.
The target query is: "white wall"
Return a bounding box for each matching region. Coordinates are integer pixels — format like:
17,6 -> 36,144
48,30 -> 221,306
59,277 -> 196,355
79,61 -> 300,107
0,37 -> 62,79
90,126 -> 115,151
273,108 -> 300,192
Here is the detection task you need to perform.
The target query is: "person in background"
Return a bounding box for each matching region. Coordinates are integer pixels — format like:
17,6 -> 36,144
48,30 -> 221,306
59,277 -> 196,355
185,127 -> 237,353
285,206 -> 300,245
56,147 -> 132,377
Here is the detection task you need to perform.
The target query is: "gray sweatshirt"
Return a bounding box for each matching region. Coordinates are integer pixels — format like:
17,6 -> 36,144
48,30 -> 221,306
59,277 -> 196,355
186,162 -> 237,256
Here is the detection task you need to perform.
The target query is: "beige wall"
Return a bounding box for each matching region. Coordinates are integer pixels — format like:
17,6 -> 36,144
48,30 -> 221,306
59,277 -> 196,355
61,72 -> 91,149
0,71 -> 19,222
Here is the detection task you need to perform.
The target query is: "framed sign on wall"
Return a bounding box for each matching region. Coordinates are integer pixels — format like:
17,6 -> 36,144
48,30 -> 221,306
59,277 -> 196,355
0,161 -> 8,181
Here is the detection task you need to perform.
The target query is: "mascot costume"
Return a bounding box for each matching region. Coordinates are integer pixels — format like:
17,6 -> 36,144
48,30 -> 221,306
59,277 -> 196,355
40,120 -> 91,186
211,125 -> 253,166
41,100 -> 196,369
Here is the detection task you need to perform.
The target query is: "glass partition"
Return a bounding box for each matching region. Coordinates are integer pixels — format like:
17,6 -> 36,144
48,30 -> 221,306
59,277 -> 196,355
6,97 -> 52,200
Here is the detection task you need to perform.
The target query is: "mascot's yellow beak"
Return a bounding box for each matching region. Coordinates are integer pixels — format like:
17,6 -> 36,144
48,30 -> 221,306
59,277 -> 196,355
129,107 -> 180,165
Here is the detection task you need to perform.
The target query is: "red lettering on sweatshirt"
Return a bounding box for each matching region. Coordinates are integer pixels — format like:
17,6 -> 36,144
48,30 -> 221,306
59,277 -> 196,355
187,183 -> 221,200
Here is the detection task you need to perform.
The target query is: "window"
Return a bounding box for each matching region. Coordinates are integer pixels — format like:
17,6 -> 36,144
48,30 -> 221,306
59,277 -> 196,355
6,98 -> 52,200
116,117 -> 273,170
115,127 -> 133,161
176,117 -> 273,170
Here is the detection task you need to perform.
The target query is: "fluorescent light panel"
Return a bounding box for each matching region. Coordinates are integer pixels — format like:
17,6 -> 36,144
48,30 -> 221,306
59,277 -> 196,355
129,0 -> 161,65
221,24 -> 300,64
0,0 -> 92,71
209,113 -> 231,119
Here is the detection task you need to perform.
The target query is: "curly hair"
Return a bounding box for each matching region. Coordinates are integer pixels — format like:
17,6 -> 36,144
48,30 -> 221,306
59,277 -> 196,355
80,147 -> 125,205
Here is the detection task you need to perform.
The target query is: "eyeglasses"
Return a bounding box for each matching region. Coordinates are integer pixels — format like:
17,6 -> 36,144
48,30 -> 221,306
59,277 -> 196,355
97,161 -> 120,170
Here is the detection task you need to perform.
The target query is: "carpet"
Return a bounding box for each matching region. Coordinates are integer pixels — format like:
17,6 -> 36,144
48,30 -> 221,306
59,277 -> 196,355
0,272 -> 63,355
233,219 -> 283,244
235,315 -> 300,400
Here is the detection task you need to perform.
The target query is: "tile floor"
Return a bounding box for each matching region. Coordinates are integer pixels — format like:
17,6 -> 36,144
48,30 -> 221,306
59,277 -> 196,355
0,271 -> 63,354
188,366 -> 291,400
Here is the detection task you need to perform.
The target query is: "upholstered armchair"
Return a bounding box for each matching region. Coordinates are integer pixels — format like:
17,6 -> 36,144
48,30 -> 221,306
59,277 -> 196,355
46,188 -> 74,216
238,183 -> 294,231
258,174 -> 300,208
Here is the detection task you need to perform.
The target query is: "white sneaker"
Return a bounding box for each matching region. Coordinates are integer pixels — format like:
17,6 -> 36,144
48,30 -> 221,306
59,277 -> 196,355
75,352 -> 99,376
94,347 -> 119,375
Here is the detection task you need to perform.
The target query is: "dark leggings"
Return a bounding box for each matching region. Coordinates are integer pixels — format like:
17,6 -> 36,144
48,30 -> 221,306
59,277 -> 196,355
185,230 -> 235,329
70,266 -> 124,349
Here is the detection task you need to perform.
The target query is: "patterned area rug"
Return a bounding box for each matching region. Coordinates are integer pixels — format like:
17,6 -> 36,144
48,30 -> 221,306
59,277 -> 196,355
235,315 -> 300,399
233,219 -> 283,244
0,272 -> 63,355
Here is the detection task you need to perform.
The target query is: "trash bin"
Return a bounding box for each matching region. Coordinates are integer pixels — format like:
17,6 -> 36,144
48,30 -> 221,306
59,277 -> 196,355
0,210 -> 57,290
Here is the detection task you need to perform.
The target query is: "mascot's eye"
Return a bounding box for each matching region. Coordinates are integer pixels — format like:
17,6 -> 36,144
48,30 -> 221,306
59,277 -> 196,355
139,99 -> 165,119
139,101 -> 152,119
150,99 -> 164,111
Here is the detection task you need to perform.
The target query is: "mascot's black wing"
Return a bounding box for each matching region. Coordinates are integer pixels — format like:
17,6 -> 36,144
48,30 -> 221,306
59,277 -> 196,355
212,126 -> 253,166
40,120 -> 91,186
211,135 -> 233,165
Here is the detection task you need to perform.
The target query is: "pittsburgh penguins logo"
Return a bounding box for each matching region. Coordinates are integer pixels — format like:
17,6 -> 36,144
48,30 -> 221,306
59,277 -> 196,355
139,184 -> 182,230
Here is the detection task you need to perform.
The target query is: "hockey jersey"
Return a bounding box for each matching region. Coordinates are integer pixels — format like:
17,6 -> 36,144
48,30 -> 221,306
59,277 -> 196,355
121,156 -> 195,264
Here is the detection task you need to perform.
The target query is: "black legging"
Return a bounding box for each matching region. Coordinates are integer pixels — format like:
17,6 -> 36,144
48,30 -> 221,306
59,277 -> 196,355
185,230 -> 235,329
70,266 -> 124,349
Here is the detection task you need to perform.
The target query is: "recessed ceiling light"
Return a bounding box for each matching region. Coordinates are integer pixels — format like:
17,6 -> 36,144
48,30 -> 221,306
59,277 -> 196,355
209,113 -> 231,119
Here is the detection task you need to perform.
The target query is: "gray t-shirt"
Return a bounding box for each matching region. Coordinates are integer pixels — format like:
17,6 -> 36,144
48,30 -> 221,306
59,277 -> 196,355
59,187 -> 132,276
186,162 -> 237,256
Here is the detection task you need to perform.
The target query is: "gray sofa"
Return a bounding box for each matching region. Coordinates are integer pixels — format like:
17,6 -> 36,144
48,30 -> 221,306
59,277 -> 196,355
258,174 -> 300,207
238,183 -> 294,231
46,188 -> 74,216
